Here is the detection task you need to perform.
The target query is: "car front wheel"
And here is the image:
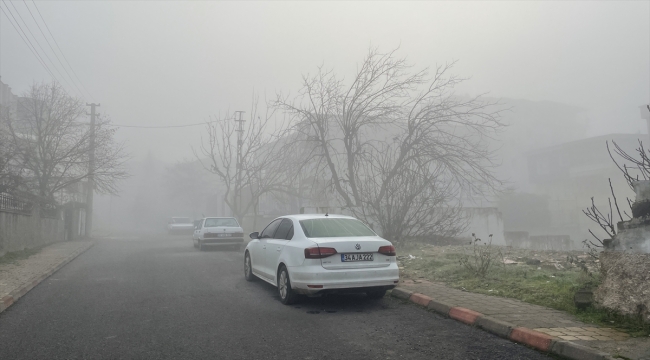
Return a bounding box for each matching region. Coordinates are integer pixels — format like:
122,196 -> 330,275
277,266 -> 296,305
244,252 -> 255,281
198,239 -> 204,251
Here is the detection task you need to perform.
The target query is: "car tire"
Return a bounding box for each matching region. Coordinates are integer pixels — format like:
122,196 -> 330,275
244,252 -> 255,282
198,239 -> 204,251
366,289 -> 387,300
277,265 -> 296,305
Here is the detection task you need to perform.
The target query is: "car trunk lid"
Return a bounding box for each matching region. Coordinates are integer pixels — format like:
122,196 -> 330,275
312,236 -> 393,270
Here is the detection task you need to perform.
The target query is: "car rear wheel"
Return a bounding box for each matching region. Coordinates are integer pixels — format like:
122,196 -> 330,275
244,252 -> 255,281
366,289 -> 386,299
277,266 -> 296,305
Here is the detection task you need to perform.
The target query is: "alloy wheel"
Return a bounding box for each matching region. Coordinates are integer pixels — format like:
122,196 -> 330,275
279,270 -> 288,299
245,255 -> 251,277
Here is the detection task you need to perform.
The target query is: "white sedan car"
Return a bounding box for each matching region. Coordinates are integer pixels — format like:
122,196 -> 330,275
244,214 -> 399,304
193,217 -> 245,251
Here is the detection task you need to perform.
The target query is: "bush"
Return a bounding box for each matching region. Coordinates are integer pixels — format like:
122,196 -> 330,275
458,233 -> 503,277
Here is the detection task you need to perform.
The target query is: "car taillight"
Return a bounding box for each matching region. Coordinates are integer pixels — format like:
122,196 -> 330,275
378,245 -> 396,256
304,247 -> 338,259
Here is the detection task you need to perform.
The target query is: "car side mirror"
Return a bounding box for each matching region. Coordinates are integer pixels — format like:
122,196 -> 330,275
249,232 -> 259,239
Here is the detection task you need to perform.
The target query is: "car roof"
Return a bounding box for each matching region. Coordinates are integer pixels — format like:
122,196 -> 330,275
281,214 -> 356,221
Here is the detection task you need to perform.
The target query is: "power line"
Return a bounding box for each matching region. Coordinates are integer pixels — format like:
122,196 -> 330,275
22,0 -> 86,100
30,0 -> 95,101
5,0 -> 79,98
106,120 -> 216,129
0,2 -> 58,82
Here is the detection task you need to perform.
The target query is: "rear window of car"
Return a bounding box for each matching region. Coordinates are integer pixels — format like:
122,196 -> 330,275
204,218 -> 239,227
299,218 -> 376,238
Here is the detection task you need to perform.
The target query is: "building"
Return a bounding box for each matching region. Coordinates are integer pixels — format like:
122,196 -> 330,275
526,133 -> 644,245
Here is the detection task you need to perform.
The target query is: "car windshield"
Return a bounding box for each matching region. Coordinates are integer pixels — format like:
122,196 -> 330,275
299,218 -> 376,238
172,217 -> 191,224
204,218 -> 239,227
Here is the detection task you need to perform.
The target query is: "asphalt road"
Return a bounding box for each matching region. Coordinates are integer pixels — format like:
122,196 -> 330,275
0,235 -> 551,360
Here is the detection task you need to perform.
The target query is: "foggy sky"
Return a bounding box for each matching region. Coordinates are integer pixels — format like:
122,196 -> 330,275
1,1 -> 648,163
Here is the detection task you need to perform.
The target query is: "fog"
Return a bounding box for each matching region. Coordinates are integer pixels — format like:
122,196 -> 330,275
1,1 -> 649,244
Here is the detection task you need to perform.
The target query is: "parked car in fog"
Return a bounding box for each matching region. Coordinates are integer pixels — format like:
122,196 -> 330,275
193,217 -> 245,251
167,217 -> 195,235
244,214 -> 399,305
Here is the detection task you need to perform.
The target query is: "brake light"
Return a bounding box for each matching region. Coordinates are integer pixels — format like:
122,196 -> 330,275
378,245 -> 396,256
304,247 -> 338,259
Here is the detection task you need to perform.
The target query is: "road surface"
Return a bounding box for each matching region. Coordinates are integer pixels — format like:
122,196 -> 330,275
0,235 -> 551,359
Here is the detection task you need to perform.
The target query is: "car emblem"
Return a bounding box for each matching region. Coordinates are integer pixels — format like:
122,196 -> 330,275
355,243 -> 361,250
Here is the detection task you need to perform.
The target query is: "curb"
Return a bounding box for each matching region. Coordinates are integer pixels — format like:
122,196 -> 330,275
390,287 -> 616,360
0,242 -> 94,314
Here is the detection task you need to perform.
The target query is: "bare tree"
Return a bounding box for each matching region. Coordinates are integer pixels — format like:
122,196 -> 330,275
0,105 -> 20,191
195,96 -> 293,226
275,47 -> 505,243
1,82 -> 128,204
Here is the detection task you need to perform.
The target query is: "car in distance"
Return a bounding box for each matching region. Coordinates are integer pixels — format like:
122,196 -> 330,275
244,214 -> 399,304
193,217 -> 245,251
167,217 -> 194,235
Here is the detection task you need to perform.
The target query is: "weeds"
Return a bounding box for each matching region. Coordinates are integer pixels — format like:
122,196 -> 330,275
458,233 -> 503,277
399,243 -> 650,336
0,247 -> 41,266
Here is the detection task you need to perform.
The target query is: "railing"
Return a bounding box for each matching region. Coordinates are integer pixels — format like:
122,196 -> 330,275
0,192 -> 60,218
0,192 -> 33,215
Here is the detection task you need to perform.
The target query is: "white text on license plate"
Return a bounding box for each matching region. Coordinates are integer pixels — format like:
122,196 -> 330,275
341,253 -> 373,262
217,233 -> 230,237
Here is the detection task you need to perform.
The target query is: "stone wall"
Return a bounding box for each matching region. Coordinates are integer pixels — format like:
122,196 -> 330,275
594,180 -> 650,322
0,210 -> 65,256
595,251 -> 650,323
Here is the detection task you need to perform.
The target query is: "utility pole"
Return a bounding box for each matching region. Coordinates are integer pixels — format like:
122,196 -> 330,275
234,111 -> 245,218
85,103 -> 99,238
642,105 -> 650,145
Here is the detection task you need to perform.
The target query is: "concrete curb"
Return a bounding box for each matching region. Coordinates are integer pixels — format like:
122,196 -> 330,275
390,287 -> 616,360
0,241 -> 94,315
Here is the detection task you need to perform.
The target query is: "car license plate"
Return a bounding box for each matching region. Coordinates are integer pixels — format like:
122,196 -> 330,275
217,233 -> 230,237
341,253 -> 373,262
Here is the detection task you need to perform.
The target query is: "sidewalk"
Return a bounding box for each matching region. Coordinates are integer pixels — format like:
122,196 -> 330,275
399,279 -> 650,360
0,241 -> 93,313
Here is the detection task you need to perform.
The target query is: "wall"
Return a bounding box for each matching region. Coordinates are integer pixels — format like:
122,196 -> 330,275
504,232 -> 574,250
0,210 -> 65,257
595,251 -> 650,323
595,180 -> 650,322
457,207 -> 506,246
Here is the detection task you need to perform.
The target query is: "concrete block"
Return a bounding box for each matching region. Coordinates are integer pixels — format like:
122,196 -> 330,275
509,327 -> 554,352
409,293 -> 432,307
475,315 -> 514,338
391,287 -> 414,300
427,299 -> 453,316
550,340 -> 611,360
449,307 -> 482,325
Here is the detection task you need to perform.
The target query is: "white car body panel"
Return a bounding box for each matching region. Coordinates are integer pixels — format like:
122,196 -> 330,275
245,214 -> 399,295
193,217 -> 245,247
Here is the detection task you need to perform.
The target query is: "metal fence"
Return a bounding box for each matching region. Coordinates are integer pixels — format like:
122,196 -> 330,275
0,192 -> 60,218
0,192 -> 33,215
